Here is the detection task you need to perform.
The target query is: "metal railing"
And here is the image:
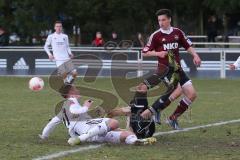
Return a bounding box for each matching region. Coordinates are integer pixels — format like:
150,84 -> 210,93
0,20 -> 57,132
0,46 -> 239,78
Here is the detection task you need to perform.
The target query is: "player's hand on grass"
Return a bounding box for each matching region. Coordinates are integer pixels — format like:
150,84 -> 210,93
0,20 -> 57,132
84,99 -> 93,108
48,54 -> 54,61
229,64 -> 236,70
38,134 -> 48,141
68,137 -> 81,146
141,109 -> 152,119
193,55 -> 201,67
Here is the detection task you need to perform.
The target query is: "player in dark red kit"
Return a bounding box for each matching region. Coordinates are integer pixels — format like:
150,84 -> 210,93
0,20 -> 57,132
131,9 -> 201,130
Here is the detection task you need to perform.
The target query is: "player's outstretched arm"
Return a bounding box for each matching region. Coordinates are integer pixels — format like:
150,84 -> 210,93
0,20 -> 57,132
39,116 -> 62,140
107,107 -> 131,118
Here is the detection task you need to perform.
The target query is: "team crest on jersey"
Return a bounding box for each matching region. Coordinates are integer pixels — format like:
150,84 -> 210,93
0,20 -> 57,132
174,35 -> 179,40
162,38 -> 166,42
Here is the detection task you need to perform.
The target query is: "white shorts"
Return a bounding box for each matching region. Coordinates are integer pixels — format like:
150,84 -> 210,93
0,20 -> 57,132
87,131 -> 121,144
55,59 -> 70,67
56,59 -> 76,75
70,118 -> 110,137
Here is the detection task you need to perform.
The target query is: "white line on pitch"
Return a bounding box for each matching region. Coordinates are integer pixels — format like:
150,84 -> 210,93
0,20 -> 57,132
32,144 -> 103,160
154,118 -> 240,136
33,119 -> 240,160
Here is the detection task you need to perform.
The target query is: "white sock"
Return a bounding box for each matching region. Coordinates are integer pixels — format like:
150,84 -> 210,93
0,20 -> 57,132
125,135 -> 138,145
66,74 -> 73,83
69,74 -> 73,80
79,123 -> 109,142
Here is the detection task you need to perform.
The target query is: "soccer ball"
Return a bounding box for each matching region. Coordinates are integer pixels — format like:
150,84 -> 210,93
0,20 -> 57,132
29,77 -> 44,91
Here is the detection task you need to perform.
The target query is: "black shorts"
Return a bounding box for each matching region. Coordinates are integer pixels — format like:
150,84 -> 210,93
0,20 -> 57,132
143,68 -> 190,89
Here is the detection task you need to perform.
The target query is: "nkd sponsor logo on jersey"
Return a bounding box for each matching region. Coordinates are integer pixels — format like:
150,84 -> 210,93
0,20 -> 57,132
163,43 -> 178,50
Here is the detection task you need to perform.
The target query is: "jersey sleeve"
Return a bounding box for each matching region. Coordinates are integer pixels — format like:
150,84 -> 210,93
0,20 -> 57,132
40,116 -> 62,138
178,30 -> 192,50
142,33 -> 156,53
65,35 -> 72,55
69,100 -> 88,114
44,35 -> 52,55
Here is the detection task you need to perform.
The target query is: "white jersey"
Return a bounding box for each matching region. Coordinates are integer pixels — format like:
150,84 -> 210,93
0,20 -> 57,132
59,98 -> 91,128
44,32 -> 72,66
40,97 -> 90,138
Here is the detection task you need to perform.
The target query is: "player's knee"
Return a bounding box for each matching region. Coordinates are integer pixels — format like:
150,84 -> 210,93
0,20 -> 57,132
120,131 -> 133,139
187,91 -> 197,101
136,83 -> 147,93
170,88 -> 182,101
192,92 -> 197,101
108,119 -> 119,130
120,131 -> 137,144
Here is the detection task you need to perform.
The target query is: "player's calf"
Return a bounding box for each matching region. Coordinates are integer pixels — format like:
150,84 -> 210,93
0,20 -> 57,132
167,84 -> 197,129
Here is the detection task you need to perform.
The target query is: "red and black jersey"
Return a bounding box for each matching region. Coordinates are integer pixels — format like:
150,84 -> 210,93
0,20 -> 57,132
142,27 -> 192,69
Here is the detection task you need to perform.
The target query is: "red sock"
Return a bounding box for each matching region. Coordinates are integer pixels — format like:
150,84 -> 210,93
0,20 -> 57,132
169,99 -> 189,120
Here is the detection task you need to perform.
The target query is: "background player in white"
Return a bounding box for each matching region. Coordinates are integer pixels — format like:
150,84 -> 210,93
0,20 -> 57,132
229,56 -> 240,70
44,21 -> 77,83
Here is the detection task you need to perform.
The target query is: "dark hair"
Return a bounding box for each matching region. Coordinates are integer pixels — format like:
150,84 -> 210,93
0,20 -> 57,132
54,21 -> 62,25
155,9 -> 172,18
59,84 -> 72,98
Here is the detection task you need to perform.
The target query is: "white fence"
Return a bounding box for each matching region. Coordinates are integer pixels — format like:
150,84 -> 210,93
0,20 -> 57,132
0,46 -> 240,78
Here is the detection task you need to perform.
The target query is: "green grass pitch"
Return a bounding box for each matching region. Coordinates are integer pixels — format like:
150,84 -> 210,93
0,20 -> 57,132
0,77 -> 239,160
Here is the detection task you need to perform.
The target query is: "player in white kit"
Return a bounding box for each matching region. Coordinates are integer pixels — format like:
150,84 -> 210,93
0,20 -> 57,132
39,84 -> 156,145
44,21 -> 77,84
229,56 -> 240,70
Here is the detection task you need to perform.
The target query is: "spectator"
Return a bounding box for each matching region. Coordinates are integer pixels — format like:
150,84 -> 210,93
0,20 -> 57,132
110,31 -> 120,43
0,27 -> 9,46
134,32 -> 145,47
92,31 -> 104,47
207,15 -> 218,42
